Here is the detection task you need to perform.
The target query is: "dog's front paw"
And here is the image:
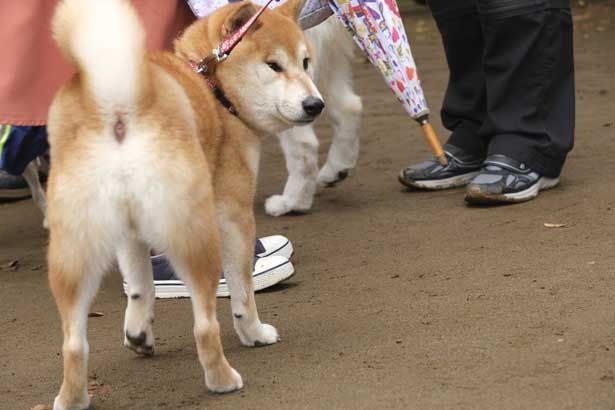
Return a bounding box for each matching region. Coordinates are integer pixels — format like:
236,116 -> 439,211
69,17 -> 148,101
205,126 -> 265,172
265,195 -> 292,216
206,366 -> 243,394
317,165 -> 352,189
237,322 -> 280,347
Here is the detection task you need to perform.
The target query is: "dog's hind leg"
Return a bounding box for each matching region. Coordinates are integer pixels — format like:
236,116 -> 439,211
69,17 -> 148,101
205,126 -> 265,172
164,202 -> 243,393
265,126 -> 319,216
49,237 -> 105,410
22,160 -> 48,228
117,239 -> 155,356
218,206 -> 279,346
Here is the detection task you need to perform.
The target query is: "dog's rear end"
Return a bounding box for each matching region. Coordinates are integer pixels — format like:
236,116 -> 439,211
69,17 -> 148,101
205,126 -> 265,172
48,1 -> 240,408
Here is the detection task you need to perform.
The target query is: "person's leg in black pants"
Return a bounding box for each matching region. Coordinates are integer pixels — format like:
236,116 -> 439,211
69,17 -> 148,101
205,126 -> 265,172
465,0 -> 575,203
429,0 -> 488,159
477,1 -> 574,177
398,0 -> 487,190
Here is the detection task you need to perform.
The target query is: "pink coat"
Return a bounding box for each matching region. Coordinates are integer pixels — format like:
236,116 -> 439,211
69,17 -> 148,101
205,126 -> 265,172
0,0 -> 195,125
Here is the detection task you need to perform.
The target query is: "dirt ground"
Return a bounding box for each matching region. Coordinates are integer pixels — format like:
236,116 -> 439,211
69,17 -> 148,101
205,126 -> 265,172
2,2 -> 615,409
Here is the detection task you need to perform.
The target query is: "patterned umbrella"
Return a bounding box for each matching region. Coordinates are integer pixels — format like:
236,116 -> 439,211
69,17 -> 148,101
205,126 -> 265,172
328,0 -> 447,165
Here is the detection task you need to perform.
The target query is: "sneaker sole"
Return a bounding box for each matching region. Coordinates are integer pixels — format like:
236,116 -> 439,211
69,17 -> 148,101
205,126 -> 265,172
0,187 -> 32,200
398,170 -> 479,190
465,176 -> 560,205
124,259 -> 296,299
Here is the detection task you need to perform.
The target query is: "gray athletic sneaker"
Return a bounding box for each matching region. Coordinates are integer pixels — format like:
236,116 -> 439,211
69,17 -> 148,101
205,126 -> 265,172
465,155 -> 560,204
0,170 -> 30,200
399,144 -> 483,190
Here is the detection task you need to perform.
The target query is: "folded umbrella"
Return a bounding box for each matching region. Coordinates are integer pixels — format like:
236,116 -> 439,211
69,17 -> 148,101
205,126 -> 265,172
328,0 -> 447,165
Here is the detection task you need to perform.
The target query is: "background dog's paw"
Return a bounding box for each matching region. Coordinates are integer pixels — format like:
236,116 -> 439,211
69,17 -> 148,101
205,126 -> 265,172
265,195 -> 292,216
206,366 -> 243,394
238,323 -> 280,347
317,166 -> 352,189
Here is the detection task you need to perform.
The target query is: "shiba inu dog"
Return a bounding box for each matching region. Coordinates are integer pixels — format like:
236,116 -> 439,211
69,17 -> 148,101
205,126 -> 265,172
47,0 -> 322,408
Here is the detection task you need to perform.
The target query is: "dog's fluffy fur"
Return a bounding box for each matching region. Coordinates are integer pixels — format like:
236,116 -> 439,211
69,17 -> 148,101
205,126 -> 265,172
265,17 -> 362,216
47,0 -> 321,408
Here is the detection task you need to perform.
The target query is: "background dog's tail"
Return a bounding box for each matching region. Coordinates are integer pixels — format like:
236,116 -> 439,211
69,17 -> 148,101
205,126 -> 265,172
52,0 -> 148,114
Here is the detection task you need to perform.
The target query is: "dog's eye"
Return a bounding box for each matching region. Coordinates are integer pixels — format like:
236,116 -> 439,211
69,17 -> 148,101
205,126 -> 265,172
267,62 -> 283,73
303,58 -> 310,70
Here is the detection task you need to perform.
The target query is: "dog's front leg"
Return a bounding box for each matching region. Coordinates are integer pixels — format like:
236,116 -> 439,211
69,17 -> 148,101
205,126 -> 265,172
218,206 -> 279,346
265,126 -> 319,216
117,239 -> 155,356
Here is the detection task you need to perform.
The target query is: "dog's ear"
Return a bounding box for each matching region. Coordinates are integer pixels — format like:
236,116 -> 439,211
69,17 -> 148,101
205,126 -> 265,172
222,2 -> 260,37
276,0 -> 308,21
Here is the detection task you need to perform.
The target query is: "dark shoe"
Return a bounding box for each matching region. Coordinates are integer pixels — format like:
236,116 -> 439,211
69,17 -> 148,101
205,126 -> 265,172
0,170 -> 30,200
399,144 -> 483,190
465,155 -> 560,204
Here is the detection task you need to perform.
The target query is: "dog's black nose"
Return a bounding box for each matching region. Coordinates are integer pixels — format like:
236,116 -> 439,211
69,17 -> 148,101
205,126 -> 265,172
302,97 -> 325,117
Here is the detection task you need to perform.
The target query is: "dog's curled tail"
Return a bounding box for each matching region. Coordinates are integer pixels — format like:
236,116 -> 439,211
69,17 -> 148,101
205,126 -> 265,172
52,0 -> 147,114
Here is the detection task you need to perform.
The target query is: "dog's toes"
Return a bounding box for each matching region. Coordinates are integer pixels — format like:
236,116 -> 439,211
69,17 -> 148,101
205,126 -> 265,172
265,195 -> 291,217
124,330 -> 155,356
206,366 -> 243,394
53,393 -> 91,410
317,167 -> 352,188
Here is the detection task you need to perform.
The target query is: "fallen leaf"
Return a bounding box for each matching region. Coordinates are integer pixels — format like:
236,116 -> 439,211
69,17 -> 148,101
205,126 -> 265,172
544,223 -> 566,228
88,380 -> 112,399
30,405 -> 52,410
88,312 -> 104,318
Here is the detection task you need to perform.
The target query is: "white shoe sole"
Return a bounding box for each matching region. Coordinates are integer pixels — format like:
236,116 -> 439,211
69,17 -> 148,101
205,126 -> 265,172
123,259 -> 295,299
466,176 -> 560,204
399,170 -> 479,190
217,259 -> 295,298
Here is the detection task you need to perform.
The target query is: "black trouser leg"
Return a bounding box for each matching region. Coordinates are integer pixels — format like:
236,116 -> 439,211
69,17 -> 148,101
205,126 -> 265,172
427,0 -> 488,159
478,2 -> 575,177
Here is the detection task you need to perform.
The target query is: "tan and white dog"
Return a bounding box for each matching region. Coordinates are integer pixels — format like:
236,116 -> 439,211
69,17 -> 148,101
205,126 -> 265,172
47,0 -> 322,408
22,13 -> 362,223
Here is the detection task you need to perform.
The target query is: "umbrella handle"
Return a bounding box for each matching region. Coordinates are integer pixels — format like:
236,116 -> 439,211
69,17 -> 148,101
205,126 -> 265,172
420,122 -> 448,166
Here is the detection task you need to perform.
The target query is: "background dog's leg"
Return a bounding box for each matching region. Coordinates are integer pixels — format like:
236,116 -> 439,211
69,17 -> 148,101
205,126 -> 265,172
317,76 -> 363,188
265,126 -> 319,216
49,240 -> 103,410
165,206 -> 243,393
22,160 -> 48,228
117,239 -> 155,356
218,208 -> 280,346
